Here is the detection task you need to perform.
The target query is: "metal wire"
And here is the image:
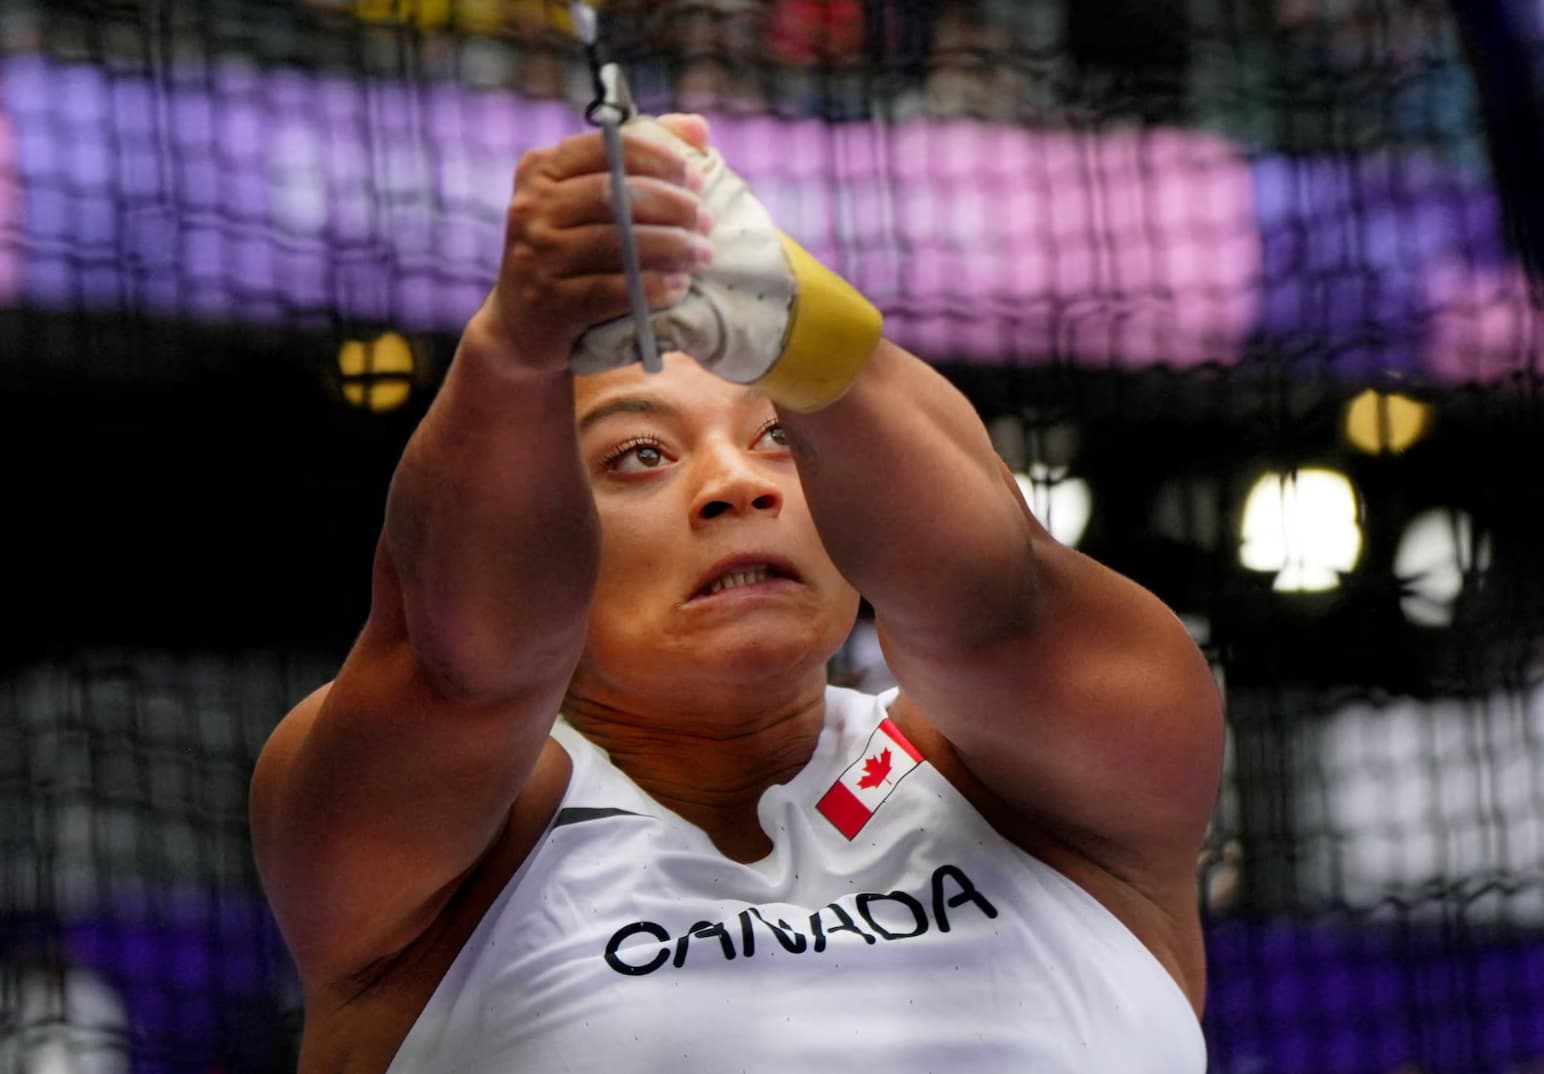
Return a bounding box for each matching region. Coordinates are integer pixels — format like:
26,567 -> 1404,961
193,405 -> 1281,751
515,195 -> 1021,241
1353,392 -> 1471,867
575,3 -> 661,373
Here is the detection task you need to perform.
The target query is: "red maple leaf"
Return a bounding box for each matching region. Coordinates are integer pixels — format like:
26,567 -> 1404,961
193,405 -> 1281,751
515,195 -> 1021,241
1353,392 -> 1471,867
856,748 -> 893,789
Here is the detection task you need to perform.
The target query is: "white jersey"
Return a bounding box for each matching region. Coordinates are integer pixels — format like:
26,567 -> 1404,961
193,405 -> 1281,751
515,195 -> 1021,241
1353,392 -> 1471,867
385,686 -> 1207,1074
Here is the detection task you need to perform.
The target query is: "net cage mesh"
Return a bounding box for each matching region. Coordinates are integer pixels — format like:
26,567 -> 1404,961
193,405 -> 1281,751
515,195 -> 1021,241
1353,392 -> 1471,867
2,1 -> 1543,1071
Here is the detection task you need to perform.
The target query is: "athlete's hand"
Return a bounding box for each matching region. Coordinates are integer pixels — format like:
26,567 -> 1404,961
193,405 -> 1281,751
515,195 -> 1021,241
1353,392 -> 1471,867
472,115 -> 717,371
572,115 -> 882,411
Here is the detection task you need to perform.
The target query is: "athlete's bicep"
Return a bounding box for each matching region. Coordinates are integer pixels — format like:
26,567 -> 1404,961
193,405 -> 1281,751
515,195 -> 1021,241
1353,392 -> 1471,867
878,536 -> 1224,883
250,541 -> 571,988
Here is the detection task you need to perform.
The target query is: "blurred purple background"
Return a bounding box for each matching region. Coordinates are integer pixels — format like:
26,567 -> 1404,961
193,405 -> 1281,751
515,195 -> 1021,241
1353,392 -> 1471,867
1,56 -> 1535,384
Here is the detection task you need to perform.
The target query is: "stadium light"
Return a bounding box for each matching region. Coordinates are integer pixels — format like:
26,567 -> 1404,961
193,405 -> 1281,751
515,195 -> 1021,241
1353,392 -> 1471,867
0,966 -> 128,1074
1013,464 -> 1092,549
1303,688 -> 1544,925
1239,468 -> 1362,592
1343,389 -> 1433,455
1394,507 -> 1491,627
336,331 -> 418,413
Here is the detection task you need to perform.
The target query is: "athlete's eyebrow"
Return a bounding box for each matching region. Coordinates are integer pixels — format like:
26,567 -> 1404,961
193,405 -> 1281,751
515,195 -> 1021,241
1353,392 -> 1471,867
577,394 -> 680,435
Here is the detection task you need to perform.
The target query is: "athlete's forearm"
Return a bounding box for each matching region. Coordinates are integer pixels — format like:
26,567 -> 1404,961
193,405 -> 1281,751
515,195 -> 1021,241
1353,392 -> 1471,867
384,309 -> 600,700
778,339 -> 1043,651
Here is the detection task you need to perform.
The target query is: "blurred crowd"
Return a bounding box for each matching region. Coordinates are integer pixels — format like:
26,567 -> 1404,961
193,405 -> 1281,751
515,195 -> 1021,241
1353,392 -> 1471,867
301,0 -> 1023,117
5,0 -> 1474,138
277,0 -> 1470,138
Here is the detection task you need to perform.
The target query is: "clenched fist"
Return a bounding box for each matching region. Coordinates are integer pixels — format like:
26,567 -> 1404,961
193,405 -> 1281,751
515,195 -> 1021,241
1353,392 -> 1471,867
475,114 -> 716,370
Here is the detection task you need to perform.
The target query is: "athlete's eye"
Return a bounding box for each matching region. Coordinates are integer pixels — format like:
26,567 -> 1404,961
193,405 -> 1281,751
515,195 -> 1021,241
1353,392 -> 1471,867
754,420 -> 789,452
602,437 -> 672,474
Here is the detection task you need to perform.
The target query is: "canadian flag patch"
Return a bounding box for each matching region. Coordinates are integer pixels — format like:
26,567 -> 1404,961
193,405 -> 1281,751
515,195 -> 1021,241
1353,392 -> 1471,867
816,717 -> 925,839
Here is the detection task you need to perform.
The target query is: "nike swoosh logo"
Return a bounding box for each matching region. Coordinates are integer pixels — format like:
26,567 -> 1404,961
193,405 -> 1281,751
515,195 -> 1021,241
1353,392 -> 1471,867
551,806 -> 651,829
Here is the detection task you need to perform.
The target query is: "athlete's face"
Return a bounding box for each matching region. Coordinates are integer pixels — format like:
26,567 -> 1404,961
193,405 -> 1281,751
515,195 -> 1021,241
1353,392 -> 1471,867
570,352 -> 859,700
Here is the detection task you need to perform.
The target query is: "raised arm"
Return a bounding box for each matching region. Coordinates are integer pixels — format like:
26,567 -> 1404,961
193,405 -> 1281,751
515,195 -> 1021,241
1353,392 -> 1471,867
250,128 -> 709,989
778,341 -> 1224,890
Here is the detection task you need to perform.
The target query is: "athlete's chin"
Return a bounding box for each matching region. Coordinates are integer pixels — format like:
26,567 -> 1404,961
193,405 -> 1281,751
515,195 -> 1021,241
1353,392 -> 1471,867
578,623 -> 832,698
682,628 -> 831,685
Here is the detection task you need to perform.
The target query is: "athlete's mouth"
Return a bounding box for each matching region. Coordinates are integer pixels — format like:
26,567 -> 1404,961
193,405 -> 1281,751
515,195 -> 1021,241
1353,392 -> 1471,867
702,564 -> 781,597
691,556 -> 801,601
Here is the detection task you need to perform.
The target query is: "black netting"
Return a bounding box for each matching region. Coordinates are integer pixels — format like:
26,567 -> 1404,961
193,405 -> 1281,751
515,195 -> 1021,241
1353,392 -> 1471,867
3,2 -> 1542,1072
0,653 -> 318,1073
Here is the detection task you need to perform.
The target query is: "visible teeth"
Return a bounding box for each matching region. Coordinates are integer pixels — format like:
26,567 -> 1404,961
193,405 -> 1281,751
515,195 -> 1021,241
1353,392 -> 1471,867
705,566 -> 773,596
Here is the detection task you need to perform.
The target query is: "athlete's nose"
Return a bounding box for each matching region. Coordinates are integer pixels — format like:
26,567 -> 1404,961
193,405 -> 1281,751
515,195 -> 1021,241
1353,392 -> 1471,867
691,442 -> 783,525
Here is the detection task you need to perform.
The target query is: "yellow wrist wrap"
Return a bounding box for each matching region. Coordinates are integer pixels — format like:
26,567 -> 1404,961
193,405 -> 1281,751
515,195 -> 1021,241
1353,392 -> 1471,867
754,233 -> 884,413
